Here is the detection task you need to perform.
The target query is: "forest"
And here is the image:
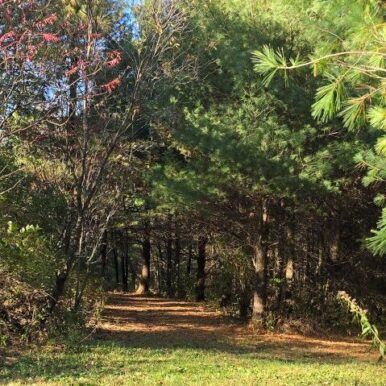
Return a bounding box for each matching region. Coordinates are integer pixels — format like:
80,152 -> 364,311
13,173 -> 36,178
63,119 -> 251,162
1,0 -> 386,385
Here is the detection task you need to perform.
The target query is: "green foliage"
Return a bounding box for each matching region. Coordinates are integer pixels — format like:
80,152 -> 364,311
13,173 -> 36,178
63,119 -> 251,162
367,209 -> 386,255
252,45 -> 289,86
252,0 -> 386,258
0,267 -> 47,346
312,73 -> 347,123
252,1 -> 385,131
0,0 -> 385,356
0,222 -> 59,289
369,107 -> 386,132
147,1 -> 382,337
338,291 -> 386,360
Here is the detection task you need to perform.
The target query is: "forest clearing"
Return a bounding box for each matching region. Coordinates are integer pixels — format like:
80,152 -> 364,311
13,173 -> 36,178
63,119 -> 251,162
1,0 -> 386,385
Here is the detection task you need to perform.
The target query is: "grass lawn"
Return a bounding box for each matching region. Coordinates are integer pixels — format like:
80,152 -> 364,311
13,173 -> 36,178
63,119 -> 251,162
2,339 -> 386,386
1,294 -> 385,385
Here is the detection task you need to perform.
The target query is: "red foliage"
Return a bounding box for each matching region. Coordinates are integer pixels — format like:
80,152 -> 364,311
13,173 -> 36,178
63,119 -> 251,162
36,14 -> 57,29
41,33 -> 60,43
78,59 -> 86,71
0,31 -> 15,45
101,77 -> 121,93
65,65 -> 79,77
1,0 -> 124,104
90,33 -> 103,39
106,50 -> 122,68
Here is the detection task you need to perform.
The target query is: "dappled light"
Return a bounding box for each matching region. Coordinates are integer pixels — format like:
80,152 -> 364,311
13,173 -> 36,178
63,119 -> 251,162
1,0 -> 385,384
96,293 -> 376,362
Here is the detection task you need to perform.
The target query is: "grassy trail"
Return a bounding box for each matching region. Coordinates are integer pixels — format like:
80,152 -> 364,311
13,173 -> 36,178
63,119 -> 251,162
1,293 -> 386,385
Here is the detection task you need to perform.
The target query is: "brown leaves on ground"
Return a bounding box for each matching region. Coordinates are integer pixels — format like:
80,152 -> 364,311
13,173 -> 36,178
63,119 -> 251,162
96,292 -> 378,363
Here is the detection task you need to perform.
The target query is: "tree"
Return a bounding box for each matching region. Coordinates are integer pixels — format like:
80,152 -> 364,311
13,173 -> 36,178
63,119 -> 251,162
1,0 -> 193,319
2,0 -> 386,344
252,0 -> 386,256
147,0 -> 380,327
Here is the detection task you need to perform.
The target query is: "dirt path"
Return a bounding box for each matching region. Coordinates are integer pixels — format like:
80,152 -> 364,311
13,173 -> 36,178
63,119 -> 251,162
96,292 -> 377,362
98,293 -> 230,334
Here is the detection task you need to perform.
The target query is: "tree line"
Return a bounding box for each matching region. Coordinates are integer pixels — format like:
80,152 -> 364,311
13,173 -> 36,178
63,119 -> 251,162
0,0 -> 385,346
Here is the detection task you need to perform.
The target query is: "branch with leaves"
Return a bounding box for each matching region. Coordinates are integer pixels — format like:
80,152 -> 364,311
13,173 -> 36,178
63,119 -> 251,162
337,291 -> 385,360
252,45 -> 385,131
252,1 -> 386,257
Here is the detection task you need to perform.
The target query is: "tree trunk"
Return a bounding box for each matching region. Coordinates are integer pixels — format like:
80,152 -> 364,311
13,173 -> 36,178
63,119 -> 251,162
276,222 -> 296,319
251,202 -> 269,327
239,288 -> 250,319
157,243 -> 163,294
166,237 -> 173,297
284,255 -> 294,317
251,243 -> 267,326
187,243 -> 192,275
113,248 -> 119,285
100,230 -> 108,276
276,225 -> 287,315
43,214 -> 83,322
195,236 -> 207,301
175,234 -> 181,297
47,269 -> 69,316
136,234 -> 151,294
121,251 -> 128,292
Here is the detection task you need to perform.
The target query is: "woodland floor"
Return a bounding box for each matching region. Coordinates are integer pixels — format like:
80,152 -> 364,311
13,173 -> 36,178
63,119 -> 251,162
1,293 -> 386,385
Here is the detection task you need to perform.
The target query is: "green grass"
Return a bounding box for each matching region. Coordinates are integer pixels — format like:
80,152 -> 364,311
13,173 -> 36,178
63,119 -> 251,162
1,336 -> 386,386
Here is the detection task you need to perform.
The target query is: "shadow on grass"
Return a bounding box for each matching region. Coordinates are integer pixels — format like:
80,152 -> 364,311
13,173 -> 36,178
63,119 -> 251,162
1,294 -> 374,383
1,336 -> 365,385
94,328 -> 369,362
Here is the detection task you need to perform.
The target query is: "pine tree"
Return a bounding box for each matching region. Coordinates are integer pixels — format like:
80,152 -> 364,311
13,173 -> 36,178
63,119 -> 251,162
252,0 -> 386,255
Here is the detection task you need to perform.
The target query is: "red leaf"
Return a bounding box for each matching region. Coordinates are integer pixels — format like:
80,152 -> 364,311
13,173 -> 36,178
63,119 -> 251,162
41,33 -> 60,43
106,50 -> 122,68
90,33 -> 102,39
36,14 -> 57,29
0,31 -> 16,45
101,77 -> 121,93
65,65 -> 78,77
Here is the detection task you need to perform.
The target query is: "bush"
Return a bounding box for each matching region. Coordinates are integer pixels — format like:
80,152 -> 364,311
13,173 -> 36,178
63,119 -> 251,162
0,267 -> 47,347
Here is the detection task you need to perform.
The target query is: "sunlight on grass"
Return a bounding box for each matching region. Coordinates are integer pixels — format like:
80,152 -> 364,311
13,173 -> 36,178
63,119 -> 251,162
2,339 -> 386,386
